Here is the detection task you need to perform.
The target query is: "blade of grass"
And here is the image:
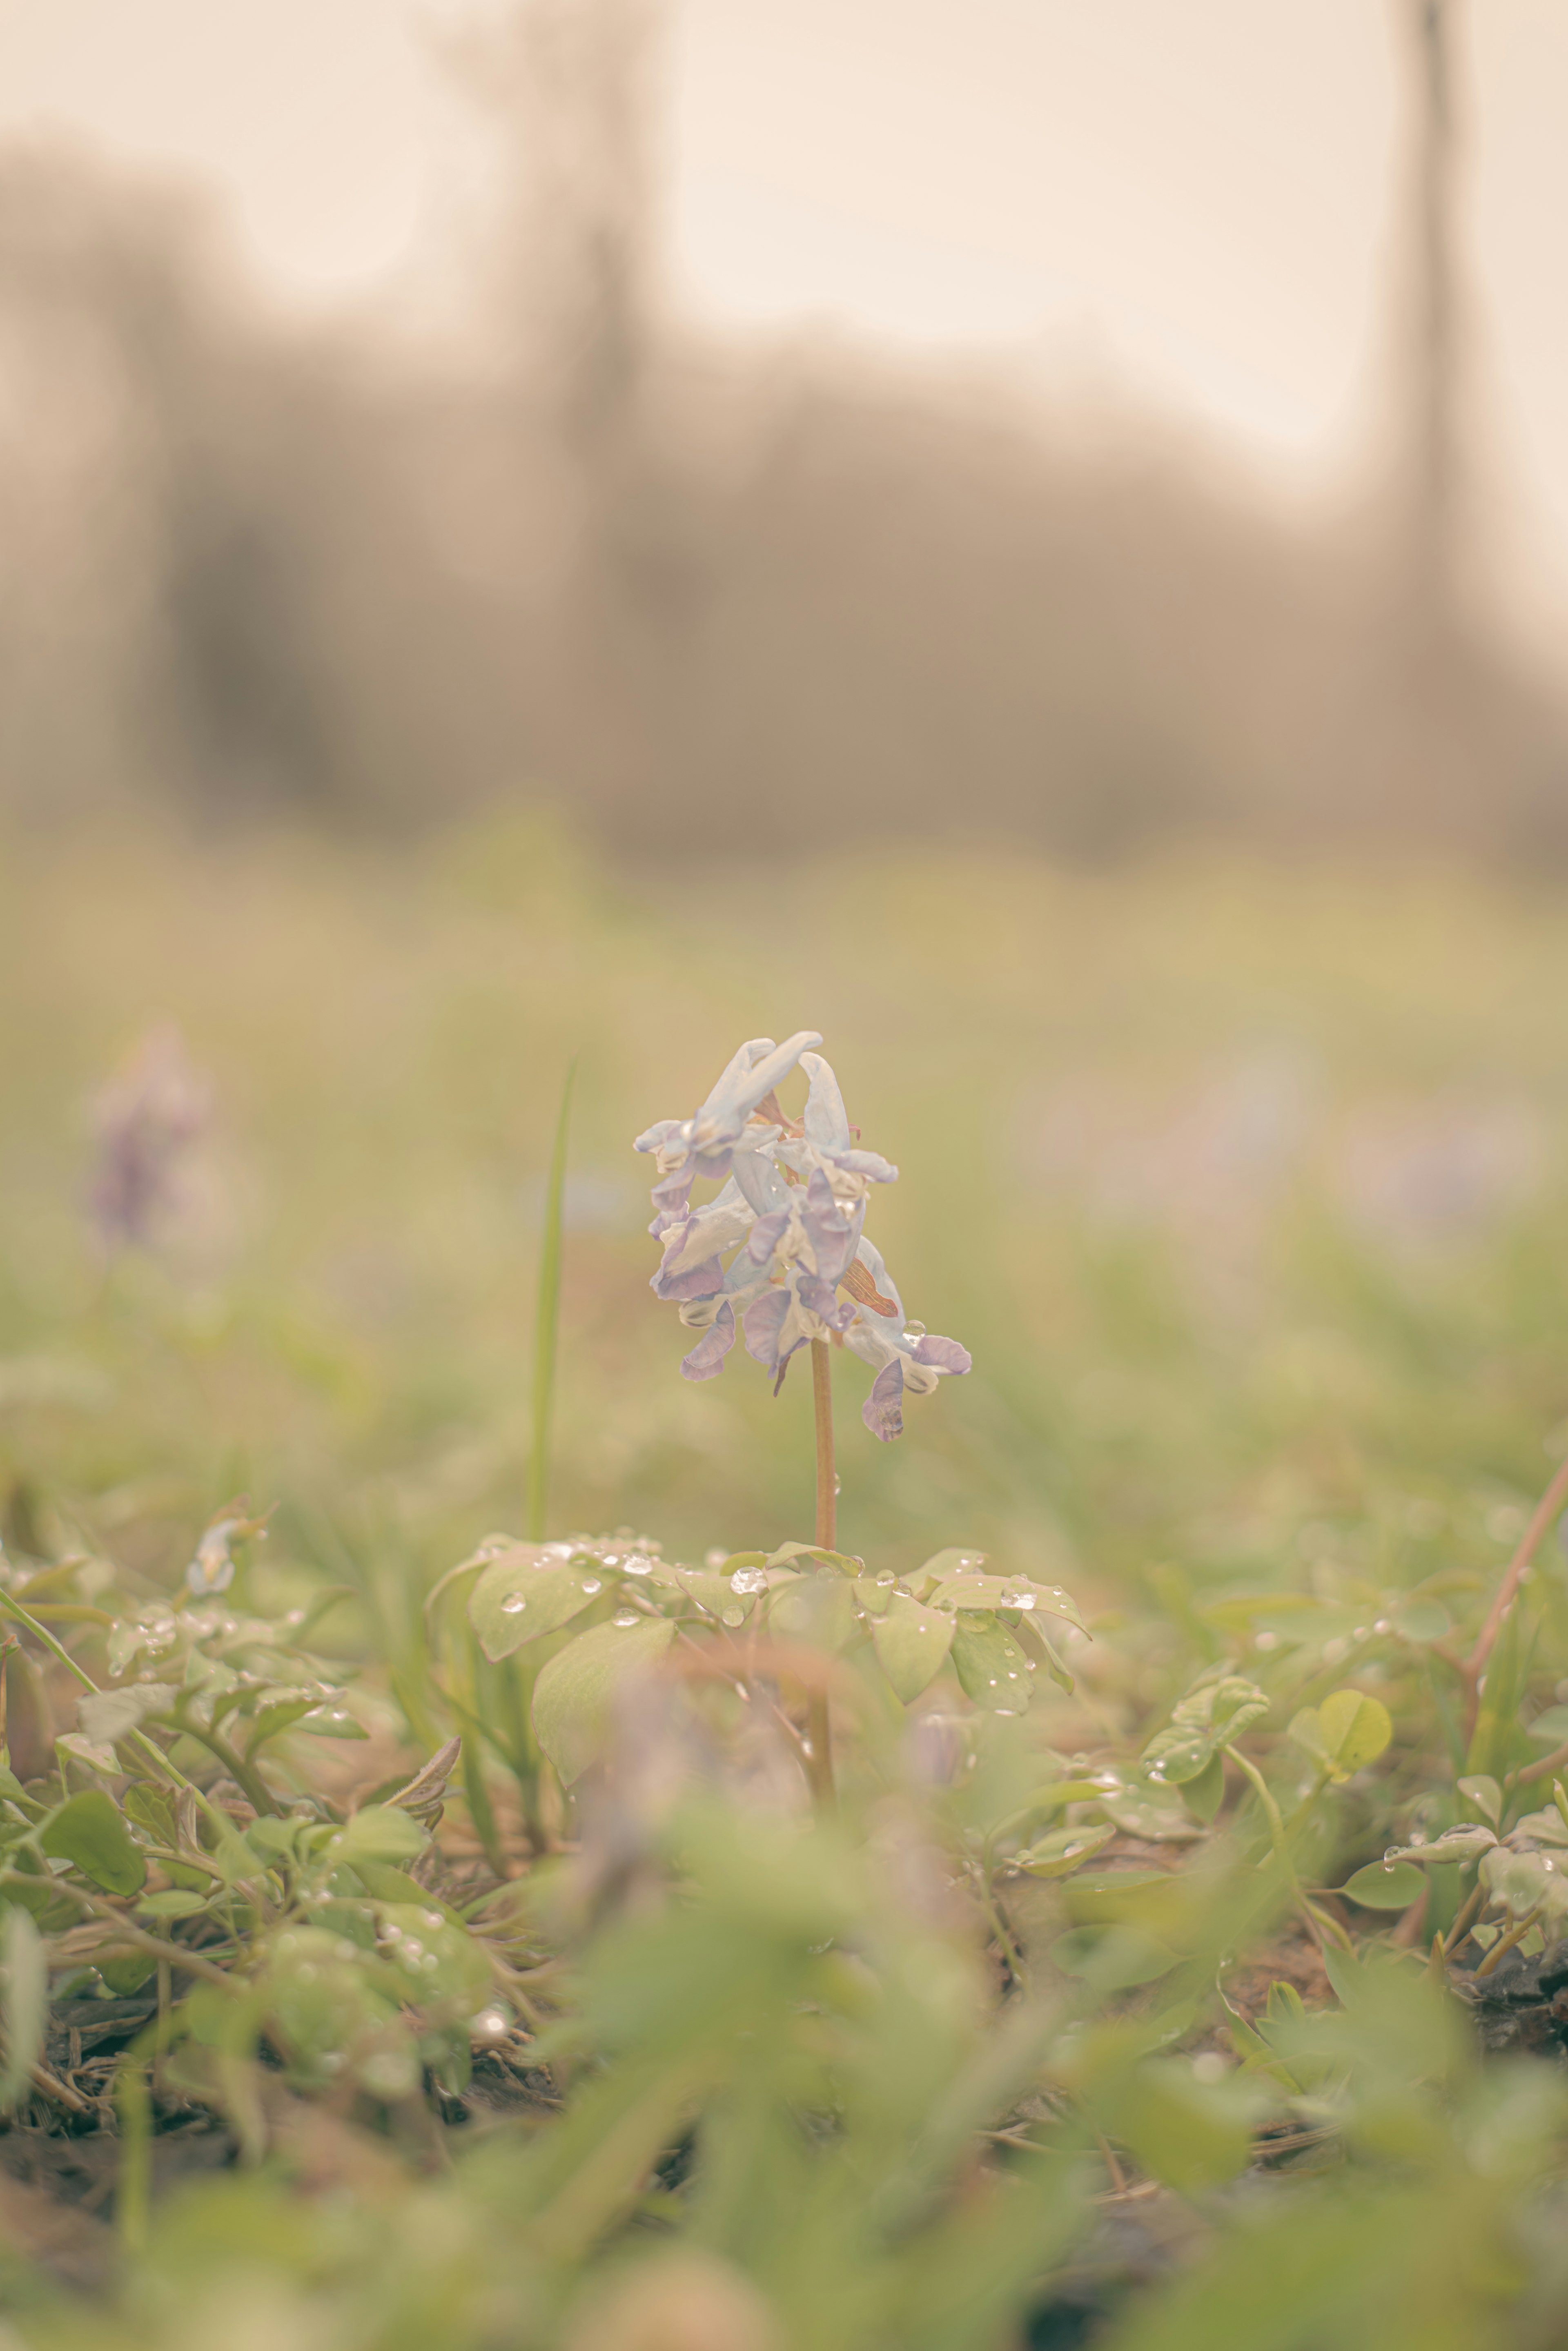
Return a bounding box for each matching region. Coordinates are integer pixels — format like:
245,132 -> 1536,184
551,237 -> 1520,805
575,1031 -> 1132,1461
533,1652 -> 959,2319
527,1059 -> 577,1543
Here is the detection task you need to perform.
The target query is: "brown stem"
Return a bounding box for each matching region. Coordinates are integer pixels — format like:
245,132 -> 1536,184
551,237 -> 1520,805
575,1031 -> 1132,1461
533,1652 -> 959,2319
812,1338 -> 836,1551
804,1339 -> 836,1805
1467,1455 -> 1568,1685
1474,1906 -> 1541,1979
1510,1739 -> 1568,1792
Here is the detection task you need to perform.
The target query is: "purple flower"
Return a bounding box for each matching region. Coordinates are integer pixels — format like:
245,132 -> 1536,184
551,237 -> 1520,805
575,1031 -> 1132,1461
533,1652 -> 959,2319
87,1027 -> 209,1254
636,1038 -> 970,1435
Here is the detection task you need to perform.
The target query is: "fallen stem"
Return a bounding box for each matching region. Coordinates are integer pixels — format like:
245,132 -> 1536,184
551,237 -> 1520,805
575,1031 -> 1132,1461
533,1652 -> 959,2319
1467,1455 -> 1568,1686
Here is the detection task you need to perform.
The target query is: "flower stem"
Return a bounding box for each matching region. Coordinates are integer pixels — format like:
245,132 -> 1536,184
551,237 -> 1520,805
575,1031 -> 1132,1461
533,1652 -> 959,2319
806,1339 -> 837,1805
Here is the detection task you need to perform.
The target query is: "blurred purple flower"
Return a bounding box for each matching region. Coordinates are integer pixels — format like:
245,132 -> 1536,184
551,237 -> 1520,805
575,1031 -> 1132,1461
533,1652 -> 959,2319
636,1037 -> 968,1436
87,1026 -> 210,1254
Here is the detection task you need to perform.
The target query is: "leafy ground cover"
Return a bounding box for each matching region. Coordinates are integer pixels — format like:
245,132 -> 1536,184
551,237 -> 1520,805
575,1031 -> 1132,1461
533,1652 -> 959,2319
2,821 -> 1568,2345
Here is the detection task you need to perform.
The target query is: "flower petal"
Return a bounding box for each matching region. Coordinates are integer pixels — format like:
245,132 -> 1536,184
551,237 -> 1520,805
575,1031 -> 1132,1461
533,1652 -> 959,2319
800,1052 -> 852,1157
743,1288 -> 791,1369
681,1302 -> 736,1381
863,1359 -> 905,1441
691,1032 -> 822,1160
746,1207 -> 791,1265
913,1334 -> 971,1376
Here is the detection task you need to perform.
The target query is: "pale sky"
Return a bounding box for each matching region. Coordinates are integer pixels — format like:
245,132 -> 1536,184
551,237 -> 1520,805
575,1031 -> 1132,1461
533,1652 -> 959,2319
1,0 -> 1566,631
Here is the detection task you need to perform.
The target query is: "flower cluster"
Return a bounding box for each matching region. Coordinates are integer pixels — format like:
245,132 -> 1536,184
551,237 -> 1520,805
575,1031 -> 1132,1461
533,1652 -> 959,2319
635,1034 -> 970,1440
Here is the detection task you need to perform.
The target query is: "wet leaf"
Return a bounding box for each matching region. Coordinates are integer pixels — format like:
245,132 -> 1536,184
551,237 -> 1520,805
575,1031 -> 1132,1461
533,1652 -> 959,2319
470,1552 -> 605,1660
869,1591 -> 954,1702
950,1615 -> 1035,1712
1012,1821 -> 1116,1879
1341,1860 -> 1428,1909
531,1616 -> 678,1785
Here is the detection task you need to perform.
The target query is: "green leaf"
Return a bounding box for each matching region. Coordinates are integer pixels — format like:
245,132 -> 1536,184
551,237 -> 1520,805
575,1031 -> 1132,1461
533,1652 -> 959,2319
926,1570 -> 1088,1633
1318,1689 -> 1393,1774
766,1543 -> 863,1577
767,1577 -> 858,1652
470,1552 -> 604,1661
1527,1705 -> 1568,1746
1341,1860 -> 1428,1910
100,1956 -> 155,1997
1107,2059 -> 1253,2192
1013,1821 -> 1115,1879
869,1591 -> 954,1702
1384,1825 -> 1498,1865
77,1685 -> 178,1747
1392,1599 -> 1452,1644
531,1616 -> 678,1785
917,1547 -> 989,1582
1049,1927 -> 1180,1988
244,1696 -> 326,1755
1010,1613 -> 1075,1693
1180,1752 -> 1226,1824
136,1889 -> 208,1921
1143,1672 -> 1269,1785
1289,1689 -> 1393,1783
330,1805 -> 429,1870
40,1790 -> 145,1895
1456,1773 -> 1503,1825
0,1907 -> 45,2113
121,1783 -> 177,1847
950,1615 -> 1035,1711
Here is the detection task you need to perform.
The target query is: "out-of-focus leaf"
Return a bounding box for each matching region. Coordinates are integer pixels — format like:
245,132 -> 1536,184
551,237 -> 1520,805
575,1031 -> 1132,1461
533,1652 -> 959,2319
1179,1752 -> 1226,1823
1527,1705 -> 1568,1745
136,1888 -> 208,1920
1106,2059 -> 1254,2192
330,1806 -> 429,1871
0,1907 -> 45,2112
950,1615 -> 1035,1712
1290,1689 -> 1392,1783
470,1553 -> 604,1661
1050,1927 -> 1179,1988
1481,1846 -> 1568,1918
767,1576 -> 857,1652
1392,1599 -> 1452,1644
78,1684 -> 178,1747
531,1616 -> 677,1785
871,1591 -> 955,1701
40,1789 -> 145,1895
1341,1860 -> 1428,1909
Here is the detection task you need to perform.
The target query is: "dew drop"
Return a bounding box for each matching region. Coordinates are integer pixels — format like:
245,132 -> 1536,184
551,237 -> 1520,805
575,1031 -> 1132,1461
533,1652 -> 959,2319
601,1555 -> 620,1568
730,1567 -> 768,1595
1383,1847 -> 1401,1865
833,1476 -> 842,1494
623,1553 -> 655,1575
612,1609 -> 639,1628
579,1577 -> 602,1596
800,1740 -> 814,1758
1373,1618 -> 1392,1634
721,1605 -> 746,1627
988,1677 -> 998,1687
500,1593 -> 528,1616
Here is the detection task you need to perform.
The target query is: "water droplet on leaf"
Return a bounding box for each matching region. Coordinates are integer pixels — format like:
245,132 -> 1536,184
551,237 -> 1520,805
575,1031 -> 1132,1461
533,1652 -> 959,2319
500,1593 -> 527,1616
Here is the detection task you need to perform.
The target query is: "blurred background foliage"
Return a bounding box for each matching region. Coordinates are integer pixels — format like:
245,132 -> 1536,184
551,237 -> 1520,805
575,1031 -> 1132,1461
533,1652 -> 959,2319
4,811 -> 1566,1665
